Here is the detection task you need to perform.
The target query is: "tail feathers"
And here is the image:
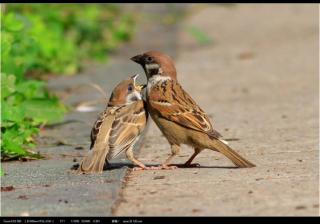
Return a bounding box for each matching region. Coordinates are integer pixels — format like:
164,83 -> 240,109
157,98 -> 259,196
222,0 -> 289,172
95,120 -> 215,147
210,139 -> 256,168
77,148 -> 109,174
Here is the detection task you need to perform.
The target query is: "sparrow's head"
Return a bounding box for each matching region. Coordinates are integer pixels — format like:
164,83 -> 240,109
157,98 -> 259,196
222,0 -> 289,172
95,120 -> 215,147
130,51 -> 177,80
108,74 -> 146,106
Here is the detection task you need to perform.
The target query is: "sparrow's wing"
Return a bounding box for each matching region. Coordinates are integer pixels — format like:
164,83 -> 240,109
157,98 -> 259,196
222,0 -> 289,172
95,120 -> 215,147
107,101 -> 147,160
90,110 -> 108,149
149,80 -> 222,138
78,107 -> 115,173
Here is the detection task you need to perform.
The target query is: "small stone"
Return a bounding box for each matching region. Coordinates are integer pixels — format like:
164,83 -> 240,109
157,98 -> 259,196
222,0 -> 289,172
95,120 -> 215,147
241,88 -> 249,94
248,190 -> 253,194
1,186 -> 15,192
153,176 -> 165,180
238,51 -> 255,60
295,205 -> 306,210
192,209 -> 201,213
18,195 -> 28,200
74,146 -> 84,150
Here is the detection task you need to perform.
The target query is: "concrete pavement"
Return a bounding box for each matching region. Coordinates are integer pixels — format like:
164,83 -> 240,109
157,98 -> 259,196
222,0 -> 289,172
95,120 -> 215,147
1,4 -> 182,216
114,4 -> 319,216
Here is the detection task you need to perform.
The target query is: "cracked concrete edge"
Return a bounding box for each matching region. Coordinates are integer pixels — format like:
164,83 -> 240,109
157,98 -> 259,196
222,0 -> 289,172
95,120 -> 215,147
111,168 -> 132,215
110,121 -> 151,215
109,4 -> 186,215
0,4 -> 185,217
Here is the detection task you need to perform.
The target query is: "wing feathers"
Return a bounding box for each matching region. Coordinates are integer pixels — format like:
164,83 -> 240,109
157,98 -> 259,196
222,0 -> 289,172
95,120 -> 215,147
78,101 -> 147,173
78,111 -> 115,173
149,80 -> 221,138
108,101 -> 147,160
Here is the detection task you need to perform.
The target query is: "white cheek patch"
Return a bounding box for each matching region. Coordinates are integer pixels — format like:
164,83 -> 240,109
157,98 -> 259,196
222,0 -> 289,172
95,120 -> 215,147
145,63 -> 160,70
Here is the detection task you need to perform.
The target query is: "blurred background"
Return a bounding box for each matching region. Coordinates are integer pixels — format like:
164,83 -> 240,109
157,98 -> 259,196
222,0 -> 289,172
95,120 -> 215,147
1,3 -> 210,163
1,3 -> 318,216
1,4 -> 136,162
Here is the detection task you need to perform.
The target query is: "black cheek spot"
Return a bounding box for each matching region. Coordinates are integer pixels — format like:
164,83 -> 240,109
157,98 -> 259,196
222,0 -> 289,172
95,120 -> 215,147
130,95 -> 139,102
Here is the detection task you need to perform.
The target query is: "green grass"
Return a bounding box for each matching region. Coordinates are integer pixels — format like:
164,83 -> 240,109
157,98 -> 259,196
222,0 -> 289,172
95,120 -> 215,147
1,4 -> 136,160
186,26 -> 213,45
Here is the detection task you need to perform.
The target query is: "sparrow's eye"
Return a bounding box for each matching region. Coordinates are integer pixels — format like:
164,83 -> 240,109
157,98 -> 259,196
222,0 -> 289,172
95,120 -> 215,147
146,56 -> 153,63
127,84 -> 133,92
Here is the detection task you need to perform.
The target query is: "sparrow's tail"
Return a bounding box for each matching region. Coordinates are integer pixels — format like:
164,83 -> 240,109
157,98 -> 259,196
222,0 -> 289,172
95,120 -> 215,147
77,148 -> 109,174
209,139 -> 256,168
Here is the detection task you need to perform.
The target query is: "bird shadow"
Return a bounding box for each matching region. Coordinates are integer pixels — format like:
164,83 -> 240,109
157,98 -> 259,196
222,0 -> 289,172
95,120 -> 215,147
71,162 -> 237,171
172,164 -> 237,169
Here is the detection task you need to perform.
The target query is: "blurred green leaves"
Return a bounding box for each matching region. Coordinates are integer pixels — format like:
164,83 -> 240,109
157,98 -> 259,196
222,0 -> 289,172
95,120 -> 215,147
3,4 -> 135,76
1,73 -> 66,160
187,26 -> 213,45
1,4 -> 135,160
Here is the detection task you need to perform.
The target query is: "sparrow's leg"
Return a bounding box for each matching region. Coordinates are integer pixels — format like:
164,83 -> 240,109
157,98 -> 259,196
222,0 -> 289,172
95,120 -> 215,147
160,144 -> 180,170
181,147 -> 202,167
125,148 -> 148,171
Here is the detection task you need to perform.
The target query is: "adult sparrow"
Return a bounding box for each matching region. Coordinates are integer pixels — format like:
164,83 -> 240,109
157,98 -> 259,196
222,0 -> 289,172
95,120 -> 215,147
131,51 -> 255,169
77,74 -> 148,173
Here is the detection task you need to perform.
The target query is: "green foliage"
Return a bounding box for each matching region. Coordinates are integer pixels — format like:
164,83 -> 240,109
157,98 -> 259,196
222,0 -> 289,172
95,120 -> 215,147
187,26 -> 213,45
1,4 -> 135,160
1,73 -> 66,160
3,4 -> 135,75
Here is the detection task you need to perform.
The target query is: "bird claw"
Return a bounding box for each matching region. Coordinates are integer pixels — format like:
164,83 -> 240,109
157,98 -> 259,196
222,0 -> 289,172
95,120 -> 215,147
132,165 -> 178,171
132,167 -> 148,171
160,165 -> 178,170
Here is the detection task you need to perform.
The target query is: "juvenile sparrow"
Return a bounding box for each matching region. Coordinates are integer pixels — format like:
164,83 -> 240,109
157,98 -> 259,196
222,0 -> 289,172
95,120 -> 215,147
131,51 -> 255,169
77,74 -> 148,173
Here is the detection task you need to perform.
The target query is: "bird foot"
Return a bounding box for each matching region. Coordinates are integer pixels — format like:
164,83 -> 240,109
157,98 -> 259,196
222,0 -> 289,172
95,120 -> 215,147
132,165 -> 178,171
180,163 -> 201,168
132,166 -> 149,171
160,164 -> 178,170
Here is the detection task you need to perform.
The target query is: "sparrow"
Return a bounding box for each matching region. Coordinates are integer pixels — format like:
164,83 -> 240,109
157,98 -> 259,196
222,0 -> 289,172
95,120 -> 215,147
131,51 -> 255,169
77,74 -> 148,174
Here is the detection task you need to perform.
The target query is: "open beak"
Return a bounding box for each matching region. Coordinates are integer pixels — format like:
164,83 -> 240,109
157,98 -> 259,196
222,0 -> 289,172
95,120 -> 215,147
131,73 -> 139,81
135,84 -> 147,92
130,74 -> 146,92
130,54 -> 143,64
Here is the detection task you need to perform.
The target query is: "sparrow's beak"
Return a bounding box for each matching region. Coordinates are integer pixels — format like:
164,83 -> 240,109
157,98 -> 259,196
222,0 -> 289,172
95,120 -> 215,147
130,74 -> 146,92
130,54 -> 144,64
135,84 -> 146,92
131,73 -> 139,81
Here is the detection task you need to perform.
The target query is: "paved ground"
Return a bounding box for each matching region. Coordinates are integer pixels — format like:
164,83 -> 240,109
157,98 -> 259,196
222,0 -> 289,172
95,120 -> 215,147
114,4 -> 319,216
1,4 -> 182,216
1,4 -> 318,217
